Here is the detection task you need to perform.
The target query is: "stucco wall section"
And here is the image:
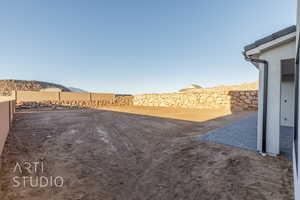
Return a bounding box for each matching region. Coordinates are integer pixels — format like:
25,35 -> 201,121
91,93 -> 115,101
16,91 -> 59,103
0,100 -> 15,156
60,92 -> 91,101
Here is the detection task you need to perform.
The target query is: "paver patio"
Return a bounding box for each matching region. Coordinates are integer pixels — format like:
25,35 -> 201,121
199,113 -> 293,159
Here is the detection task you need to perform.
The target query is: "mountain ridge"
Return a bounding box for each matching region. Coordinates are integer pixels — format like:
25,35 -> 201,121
0,79 -> 71,96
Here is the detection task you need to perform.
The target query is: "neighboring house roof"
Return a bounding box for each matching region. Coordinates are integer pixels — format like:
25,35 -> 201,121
244,25 -> 296,51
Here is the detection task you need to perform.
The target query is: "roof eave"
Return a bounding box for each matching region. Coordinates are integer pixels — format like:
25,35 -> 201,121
244,25 -> 296,52
244,31 -> 296,57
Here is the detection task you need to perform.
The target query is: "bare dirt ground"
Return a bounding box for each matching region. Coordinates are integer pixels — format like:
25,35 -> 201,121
0,107 -> 293,200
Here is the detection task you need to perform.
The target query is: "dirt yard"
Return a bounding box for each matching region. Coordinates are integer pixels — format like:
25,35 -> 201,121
0,107 -> 293,200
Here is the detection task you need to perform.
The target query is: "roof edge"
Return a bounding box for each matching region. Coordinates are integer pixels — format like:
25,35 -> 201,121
244,25 -> 296,51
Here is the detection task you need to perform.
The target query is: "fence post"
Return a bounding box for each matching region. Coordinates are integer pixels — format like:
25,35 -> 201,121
14,90 -> 17,103
58,92 -> 61,102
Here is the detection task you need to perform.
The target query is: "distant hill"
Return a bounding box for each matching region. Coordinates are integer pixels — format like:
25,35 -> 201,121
68,87 -> 88,93
178,81 -> 258,93
0,79 -> 71,96
209,82 -> 259,91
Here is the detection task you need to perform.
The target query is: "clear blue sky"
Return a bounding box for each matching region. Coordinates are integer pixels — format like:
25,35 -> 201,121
0,0 -> 297,94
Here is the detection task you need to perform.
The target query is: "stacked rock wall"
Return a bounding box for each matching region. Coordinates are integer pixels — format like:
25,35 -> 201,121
14,90 -> 258,111
133,90 -> 258,110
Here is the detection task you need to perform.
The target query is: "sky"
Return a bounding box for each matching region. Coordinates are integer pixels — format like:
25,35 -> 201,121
0,0 -> 297,94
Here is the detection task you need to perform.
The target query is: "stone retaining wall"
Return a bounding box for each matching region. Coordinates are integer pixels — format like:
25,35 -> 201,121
13,90 -> 258,111
133,90 -> 258,110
